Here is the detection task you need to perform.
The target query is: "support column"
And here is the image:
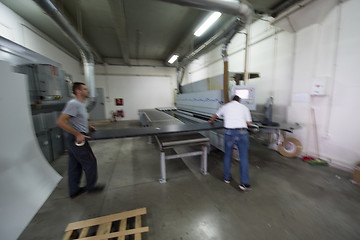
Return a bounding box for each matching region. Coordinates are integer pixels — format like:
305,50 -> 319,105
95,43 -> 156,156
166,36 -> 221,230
159,151 -> 166,183
200,145 -> 208,175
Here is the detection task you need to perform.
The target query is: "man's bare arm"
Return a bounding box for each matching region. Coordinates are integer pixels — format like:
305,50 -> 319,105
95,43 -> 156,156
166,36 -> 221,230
208,114 -> 219,124
56,113 -> 89,143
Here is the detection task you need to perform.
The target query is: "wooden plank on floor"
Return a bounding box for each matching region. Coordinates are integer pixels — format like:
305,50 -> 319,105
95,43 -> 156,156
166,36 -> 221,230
118,218 -> 127,240
65,208 -> 147,231
63,208 -> 149,240
62,230 -> 73,240
134,215 -> 142,240
79,227 -> 89,238
96,222 -> 112,236
77,226 -> 149,240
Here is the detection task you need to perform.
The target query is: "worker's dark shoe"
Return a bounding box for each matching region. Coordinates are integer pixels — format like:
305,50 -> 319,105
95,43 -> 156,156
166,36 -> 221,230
70,187 -> 86,199
224,179 -> 230,184
87,184 -> 105,194
239,184 -> 252,191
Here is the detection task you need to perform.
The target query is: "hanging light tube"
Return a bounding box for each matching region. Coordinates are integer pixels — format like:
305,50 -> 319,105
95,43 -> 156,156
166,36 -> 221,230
168,54 -> 179,64
194,11 -> 222,37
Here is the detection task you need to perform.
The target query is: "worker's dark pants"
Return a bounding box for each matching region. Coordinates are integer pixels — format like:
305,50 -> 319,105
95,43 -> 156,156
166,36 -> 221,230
223,129 -> 250,185
65,133 -> 98,196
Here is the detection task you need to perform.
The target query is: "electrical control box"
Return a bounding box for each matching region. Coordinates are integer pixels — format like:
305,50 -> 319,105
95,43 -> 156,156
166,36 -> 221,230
36,64 -> 62,100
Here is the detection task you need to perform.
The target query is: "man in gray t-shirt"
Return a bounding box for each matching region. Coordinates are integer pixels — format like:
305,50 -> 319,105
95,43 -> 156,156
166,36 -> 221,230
57,82 -> 104,198
62,98 -> 88,134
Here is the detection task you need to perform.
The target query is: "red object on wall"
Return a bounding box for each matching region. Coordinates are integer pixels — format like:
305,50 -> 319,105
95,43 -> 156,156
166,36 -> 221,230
115,98 -> 123,106
117,110 -> 124,117
112,110 -> 124,122
117,110 -> 124,118
51,65 -> 58,76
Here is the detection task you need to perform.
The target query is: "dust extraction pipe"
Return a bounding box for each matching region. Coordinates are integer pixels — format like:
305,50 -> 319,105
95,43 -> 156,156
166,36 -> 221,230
157,0 -> 253,97
157,0 -> 253,20
179,18 -> 245,69
158,0 -> 253,68
33,0 -> 96,111
222,23 -> 242,102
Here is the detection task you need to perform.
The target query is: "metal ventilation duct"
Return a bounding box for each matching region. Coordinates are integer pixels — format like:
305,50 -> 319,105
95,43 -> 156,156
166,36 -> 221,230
157,0 -> 253,68
157,0 -> 253,22
158,0 -> 253,98
180,18 -> 244,69
33,0 -> 97,111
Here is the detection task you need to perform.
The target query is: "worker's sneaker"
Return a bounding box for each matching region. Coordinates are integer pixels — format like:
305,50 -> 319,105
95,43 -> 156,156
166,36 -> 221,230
224,179 -> 230,184
239,184 -> 251,191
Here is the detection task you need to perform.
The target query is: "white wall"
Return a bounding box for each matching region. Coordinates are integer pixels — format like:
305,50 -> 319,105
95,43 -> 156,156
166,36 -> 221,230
288,0 -> 360,170
183,0 -> 360,170
184,19 -> 295,107
94,64 -> 177,120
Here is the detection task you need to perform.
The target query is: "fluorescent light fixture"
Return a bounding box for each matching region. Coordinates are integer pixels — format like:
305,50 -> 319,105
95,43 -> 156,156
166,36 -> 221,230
168,54 -> 178,64
194,12 -> 222,37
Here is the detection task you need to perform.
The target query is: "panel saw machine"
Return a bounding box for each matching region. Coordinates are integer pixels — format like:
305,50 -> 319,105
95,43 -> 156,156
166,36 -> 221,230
164,86 -> 302,158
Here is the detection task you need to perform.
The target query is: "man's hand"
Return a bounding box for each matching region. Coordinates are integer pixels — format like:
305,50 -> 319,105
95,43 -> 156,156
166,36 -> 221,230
208,114 -> 218,125
89,125 -> 96,132
76,133 -> 90,144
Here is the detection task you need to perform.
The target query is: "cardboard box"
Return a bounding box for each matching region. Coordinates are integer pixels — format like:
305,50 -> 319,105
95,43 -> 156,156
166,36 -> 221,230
352,162 -> 360,183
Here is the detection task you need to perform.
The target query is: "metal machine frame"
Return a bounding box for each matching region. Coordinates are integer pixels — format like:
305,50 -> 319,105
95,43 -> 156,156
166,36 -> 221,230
155,133 -> 209,183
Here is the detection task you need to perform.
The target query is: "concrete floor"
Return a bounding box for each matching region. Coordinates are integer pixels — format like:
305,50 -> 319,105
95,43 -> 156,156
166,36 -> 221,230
19,121 -> 360,240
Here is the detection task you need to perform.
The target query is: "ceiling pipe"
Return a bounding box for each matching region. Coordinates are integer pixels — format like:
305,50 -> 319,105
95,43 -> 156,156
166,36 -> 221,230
173,19 -> 244,93
33,0 -> 97,111
158,0 -> 253,68
179,18 -> 243,69
243,24 -> 250,85
157,0 -> 253,97
221,22 -> 243,103
157,0 -> 253,22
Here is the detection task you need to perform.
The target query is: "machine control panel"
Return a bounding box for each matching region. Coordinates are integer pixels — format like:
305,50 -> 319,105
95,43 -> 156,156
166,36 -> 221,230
232,86 -> 256,110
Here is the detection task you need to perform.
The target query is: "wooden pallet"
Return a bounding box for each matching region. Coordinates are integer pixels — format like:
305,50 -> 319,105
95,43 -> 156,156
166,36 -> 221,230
62,207 -> 149,240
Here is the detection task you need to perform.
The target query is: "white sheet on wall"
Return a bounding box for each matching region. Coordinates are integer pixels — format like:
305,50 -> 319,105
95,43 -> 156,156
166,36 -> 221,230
0,61 -> 61,240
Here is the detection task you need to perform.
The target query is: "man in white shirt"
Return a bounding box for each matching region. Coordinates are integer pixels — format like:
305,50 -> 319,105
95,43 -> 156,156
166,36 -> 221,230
209,95 -> 252,190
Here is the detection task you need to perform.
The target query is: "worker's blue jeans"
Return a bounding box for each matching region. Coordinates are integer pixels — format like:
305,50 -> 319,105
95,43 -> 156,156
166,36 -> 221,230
223,129 -> 250,185
65,132 -> 98,196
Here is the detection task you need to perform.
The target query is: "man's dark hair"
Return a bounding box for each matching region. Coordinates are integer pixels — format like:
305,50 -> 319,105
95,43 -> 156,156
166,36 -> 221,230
232,95 -> 241,102
72,82 -> 85,94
